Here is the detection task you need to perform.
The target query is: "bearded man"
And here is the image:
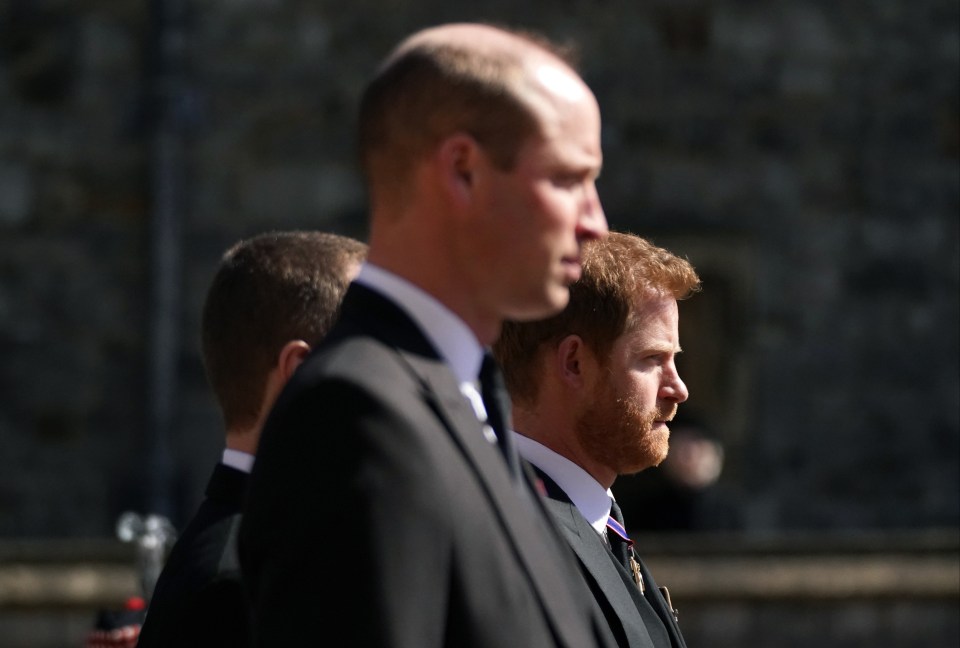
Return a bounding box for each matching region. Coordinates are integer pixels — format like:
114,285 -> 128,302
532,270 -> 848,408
494,230 -> 700,648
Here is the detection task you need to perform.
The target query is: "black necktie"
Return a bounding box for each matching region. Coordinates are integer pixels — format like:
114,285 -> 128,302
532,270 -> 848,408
607,499 -> 632,567
478,352 -> 522,481
608,498 -> 645,592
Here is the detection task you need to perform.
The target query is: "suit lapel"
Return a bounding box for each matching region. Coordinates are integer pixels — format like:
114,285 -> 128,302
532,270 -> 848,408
334,285 -> 602,648
535,470 -> 667,648
632,555 -> 687,648
205,463 -> 249,507
413,357 -> 603,648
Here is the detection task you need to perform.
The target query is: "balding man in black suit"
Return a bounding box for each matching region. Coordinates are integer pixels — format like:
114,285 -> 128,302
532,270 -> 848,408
239,22 -> 615,648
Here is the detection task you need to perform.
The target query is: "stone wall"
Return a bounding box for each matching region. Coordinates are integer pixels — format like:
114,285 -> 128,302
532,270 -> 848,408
1,531 -> 957,647
0,0 -> 957,537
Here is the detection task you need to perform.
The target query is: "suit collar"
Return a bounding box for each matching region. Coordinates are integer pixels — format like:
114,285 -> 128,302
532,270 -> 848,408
321,286 -> 617,647
533,466 -> 687,648
206,463 -> 249,506
354,264 -> 483,383
333,289 -> 602,648
334,285 -> 534,529
515,433 -> 614,534
534,466 -> 679,648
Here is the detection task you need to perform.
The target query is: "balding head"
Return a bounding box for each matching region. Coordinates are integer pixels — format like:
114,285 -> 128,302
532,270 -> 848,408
358,23 -> 588,205
357,23 -> 606,344
390,22 -> 573,68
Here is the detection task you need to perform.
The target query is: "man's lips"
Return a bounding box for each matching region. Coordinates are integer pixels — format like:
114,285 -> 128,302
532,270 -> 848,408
562,257 -> 582,282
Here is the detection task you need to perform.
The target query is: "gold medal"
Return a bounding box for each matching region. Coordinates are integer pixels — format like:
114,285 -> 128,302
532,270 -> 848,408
628,554 -> 645,593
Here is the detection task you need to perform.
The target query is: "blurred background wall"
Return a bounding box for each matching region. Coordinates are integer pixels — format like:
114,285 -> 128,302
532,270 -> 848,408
0,0 -> 957,645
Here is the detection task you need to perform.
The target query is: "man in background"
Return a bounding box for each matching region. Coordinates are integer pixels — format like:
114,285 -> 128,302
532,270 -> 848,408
136,230 -> 367,648
495,231 -> 700,648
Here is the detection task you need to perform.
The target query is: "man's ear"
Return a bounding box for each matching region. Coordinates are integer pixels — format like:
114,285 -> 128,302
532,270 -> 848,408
555,334 -> 588,389
277,340 -> 312,383
437,133 -> 479,203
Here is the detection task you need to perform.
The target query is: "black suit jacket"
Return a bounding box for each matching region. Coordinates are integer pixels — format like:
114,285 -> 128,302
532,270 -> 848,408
137,463 -> 252,648
533,469 -> 688,648
239,284 -> 616,648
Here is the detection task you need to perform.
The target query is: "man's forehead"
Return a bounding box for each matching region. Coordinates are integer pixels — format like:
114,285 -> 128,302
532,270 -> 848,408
532,62 -> 590,103
627,294 -> 680,333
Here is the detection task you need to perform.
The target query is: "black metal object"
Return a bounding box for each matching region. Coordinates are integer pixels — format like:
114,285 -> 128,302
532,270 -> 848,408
142,0 -> 194,522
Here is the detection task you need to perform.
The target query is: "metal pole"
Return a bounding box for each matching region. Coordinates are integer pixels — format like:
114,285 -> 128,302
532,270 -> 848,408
143,0 -> 190,522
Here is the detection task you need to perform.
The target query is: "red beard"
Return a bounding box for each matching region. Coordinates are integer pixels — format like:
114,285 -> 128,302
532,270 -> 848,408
574,373 -> 677,475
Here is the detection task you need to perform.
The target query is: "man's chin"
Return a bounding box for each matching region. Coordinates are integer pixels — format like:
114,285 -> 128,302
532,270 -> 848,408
617,442 -> 670,474
505,288 -> 569,322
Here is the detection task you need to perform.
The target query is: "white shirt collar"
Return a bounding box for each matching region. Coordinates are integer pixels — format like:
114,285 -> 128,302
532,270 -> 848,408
514,433 -> 614,535
221,448 -> 255,474
355,262 -> 484,383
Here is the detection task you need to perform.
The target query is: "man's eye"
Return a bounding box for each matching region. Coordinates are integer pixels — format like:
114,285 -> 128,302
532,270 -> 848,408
553,174 -> 583,188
